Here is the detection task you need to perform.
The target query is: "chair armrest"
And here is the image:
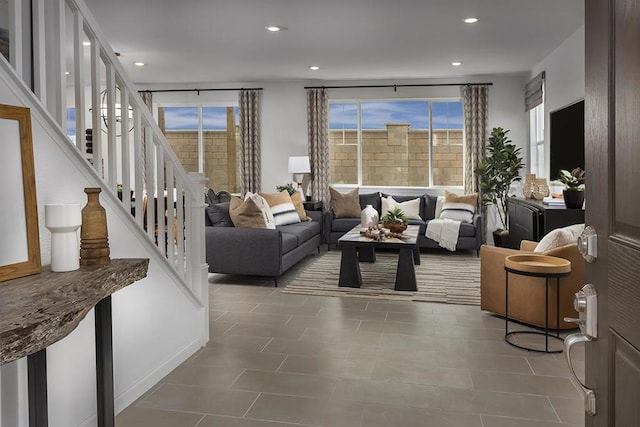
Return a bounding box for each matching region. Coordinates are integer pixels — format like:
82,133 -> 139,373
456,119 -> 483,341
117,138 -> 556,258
473,214 -> 483,246
520,240 -> 538,251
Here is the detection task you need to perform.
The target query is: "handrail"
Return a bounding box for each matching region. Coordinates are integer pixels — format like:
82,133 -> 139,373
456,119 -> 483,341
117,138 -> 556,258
3,0 -> 207,306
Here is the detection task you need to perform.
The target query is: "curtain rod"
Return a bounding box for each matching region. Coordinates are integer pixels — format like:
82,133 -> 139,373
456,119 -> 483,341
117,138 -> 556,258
139,88 -> 263,95
303,83 -> 493,90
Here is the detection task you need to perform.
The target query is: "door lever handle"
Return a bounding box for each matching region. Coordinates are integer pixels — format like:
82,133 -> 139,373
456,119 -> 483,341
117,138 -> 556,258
564,333 -> 596,416
564,317 -> 584,326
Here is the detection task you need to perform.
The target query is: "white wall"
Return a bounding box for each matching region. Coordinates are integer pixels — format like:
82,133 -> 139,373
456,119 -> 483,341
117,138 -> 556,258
0,63 -> 205,427
530,26 -> 585,180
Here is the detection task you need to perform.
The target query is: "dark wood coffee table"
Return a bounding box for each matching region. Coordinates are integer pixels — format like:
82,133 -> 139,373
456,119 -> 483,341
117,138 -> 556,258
337,225 -> 420,291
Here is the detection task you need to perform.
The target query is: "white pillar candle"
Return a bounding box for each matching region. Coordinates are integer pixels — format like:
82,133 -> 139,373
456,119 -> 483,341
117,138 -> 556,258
45,204 -> 82,272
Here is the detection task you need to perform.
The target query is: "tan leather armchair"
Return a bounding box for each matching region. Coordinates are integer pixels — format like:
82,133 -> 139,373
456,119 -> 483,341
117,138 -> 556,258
480,241 -> 584,329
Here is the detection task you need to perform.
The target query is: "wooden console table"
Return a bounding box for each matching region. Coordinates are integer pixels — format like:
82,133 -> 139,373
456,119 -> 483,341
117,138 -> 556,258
0,258 -> 149,427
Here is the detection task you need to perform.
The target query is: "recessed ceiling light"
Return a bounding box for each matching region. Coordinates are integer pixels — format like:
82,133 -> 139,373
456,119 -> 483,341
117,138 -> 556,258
82,41 -> 91,46
64,71 -> 70,75
451,61 -> 463,66
265,25 -> 286,32
309,66 -> 320,71
463,17 -> 478,24
134,62 -> 145,67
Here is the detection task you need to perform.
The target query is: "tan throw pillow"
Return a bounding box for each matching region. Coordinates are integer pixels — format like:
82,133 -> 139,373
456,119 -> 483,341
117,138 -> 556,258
439,190 -> 477,223
534,223 -> 585,253
330,187 -> 361,218
259,190 -> 301,226
229,196 -> 272,229
290,190 -> 312,221
244,192 -> 276,229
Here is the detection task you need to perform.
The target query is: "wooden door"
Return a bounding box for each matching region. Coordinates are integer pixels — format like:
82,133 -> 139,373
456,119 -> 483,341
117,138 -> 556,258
585,0 -> 640,425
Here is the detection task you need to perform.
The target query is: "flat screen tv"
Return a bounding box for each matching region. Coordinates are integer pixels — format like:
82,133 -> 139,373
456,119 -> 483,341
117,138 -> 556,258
549,100 -> 585,181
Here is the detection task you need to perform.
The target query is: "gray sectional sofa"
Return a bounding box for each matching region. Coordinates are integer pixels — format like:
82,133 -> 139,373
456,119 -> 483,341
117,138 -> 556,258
324,192 -> 483,255
205,202 -> 322,285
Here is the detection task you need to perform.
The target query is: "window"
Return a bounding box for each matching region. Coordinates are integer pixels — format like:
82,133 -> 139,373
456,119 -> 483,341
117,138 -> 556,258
328,99 -> 464,188
160,105 -> 240,193
529,103 -> 544,177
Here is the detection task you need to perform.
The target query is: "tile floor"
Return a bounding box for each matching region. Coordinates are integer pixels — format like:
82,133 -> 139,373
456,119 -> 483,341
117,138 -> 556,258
117,251 -> 586,427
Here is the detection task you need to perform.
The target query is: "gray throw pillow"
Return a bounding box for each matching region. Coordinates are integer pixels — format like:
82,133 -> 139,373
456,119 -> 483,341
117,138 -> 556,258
206,202 -> 234,227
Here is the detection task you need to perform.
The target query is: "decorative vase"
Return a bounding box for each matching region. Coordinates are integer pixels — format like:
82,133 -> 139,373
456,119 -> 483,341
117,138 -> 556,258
361,204 -> 379,228
522,174 -> 536,199
80,187 -> 110,266
563,189 -> 585,209
382,222 -> 408,234
45,204 -> 82,272
533,178 -> 550,200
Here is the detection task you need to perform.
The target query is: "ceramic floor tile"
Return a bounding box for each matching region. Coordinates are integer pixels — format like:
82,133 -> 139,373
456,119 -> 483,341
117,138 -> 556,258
372,359 -> 472,389
250,303 -> 321,316
315,307 -> 388,321
186,347 -> 286,371
364,301 -> 433,313
230,369 -> 335,398
301,296 -> 368,311
209,334 -> 272,352
548,396 -> 585,425
242,294 -> 310,306
163,363 -> 245,389
225,323 -> 306,340
284,314 -> 361,330
439,388 -> 559,421
138,383 -> 258,417
481,415 -> 581,427
278,354 -> 375,380
196,415 -> 311,427
527,357 -> 583,379
385,311 -> 457,324
358,405 -> 482,427
433,324 -> 506,341
471,371 -> 580,398
436,352 -> 533,374
209,301 -> 260,312
116,406 -> 204,427
216,311 -> 292,326
299,327 -> 382,346
358,319 -> 435,336
209,320 -> 235,338
331,377 -> 440,409
262,338 -> 350,359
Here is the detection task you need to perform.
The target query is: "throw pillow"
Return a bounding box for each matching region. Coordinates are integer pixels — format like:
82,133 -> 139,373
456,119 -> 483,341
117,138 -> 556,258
229,196 -> 274,229
259,190 -> 301,226
244,192 -> 276,229
290,190 -> 311,221
534,223 -> 585,253
434,195 -> 445,219
423,194 -> 439,220
439,190 -> 477,223
206,202 -> 233,227
330,187 -> 361,218
380,196 -> 421,220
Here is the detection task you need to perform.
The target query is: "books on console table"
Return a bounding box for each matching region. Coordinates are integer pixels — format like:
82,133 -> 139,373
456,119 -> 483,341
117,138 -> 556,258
542,196 -> 566,206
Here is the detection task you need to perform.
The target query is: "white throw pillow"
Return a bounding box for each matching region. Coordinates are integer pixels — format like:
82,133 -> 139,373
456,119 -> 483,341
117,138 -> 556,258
434,196 -> 445,218
534,223 -> 585,253
244,192 -> 276,229
380,196 -> 421,220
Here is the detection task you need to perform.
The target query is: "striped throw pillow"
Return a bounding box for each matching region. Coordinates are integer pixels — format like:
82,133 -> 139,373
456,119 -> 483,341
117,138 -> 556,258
439,190 -> 477,223
259,190 -> 301,226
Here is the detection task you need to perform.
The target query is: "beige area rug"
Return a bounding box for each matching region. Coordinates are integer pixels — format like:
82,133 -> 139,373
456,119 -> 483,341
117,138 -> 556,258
283,249 -> 481,305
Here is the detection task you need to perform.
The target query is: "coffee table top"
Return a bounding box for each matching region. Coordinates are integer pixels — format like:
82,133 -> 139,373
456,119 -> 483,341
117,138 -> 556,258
339,225 -> 419,246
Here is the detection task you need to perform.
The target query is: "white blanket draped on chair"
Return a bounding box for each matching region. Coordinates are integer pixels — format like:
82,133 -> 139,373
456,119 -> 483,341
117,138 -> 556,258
425,219 -> 462,251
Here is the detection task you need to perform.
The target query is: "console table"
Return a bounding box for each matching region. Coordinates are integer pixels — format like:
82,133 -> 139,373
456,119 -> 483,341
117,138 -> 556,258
0,258 -> 149,427
507,198 -> 584,249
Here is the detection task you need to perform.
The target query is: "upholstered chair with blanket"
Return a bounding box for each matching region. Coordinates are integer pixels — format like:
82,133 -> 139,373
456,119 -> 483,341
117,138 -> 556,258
480,224 -> 585,329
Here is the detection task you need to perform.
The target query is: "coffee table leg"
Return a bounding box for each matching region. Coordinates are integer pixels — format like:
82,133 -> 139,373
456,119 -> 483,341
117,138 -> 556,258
395,247 -> 417,291
358,246 -> 376,263
339,245 -> 362,287
413,247 -> 421,265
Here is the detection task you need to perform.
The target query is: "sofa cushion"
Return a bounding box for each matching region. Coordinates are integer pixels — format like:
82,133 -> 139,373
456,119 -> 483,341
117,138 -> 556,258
422,220 -> 476,238
229,196 -> 275,229
439,190 -> 477,223
290,190 -> 310,221
330,187 -> 361,218
280,232 -> 299,254
260,190 -> 301,226
359,192 -> 381,213
332,217 -> 361,232
206,202 -> 233,227
279,221 -> 321,245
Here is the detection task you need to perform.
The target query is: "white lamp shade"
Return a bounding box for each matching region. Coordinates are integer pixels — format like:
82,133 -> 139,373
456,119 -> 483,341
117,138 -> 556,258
288,156 -> 311,174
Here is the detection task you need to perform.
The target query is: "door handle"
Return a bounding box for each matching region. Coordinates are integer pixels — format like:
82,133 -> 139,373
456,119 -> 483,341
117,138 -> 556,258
564,333 -> 596,416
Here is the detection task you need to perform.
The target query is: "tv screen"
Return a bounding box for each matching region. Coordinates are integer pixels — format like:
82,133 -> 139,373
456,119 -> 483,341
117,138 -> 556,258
549,100 -> 584,181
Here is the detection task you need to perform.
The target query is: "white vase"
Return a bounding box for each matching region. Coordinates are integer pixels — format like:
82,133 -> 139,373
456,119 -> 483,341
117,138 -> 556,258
361,204 -> 379,228
45,203 -> 82,272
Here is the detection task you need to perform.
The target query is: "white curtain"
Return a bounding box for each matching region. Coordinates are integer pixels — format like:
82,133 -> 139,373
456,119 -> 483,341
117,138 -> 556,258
306,88 -> 330,209
239,90 -> 261,194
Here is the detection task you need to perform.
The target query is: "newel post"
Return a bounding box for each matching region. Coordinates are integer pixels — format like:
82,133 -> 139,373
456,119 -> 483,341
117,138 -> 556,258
186,172 -> 209,345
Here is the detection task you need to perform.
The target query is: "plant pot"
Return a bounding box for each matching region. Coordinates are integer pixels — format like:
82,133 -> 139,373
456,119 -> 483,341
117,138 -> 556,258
493,229 -> 510,248
563,189 -> 584,209
382,222 -> 408,234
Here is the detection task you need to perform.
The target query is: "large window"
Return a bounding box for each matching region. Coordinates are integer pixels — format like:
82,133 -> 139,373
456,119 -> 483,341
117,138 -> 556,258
329,99 -> 464,187
160,105 -> 240,192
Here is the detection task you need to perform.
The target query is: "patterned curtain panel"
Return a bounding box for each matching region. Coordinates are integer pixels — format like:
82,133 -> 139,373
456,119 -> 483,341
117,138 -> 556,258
461,85 -> 489,240
239,89 -> 261,194
306,88 -> 330,209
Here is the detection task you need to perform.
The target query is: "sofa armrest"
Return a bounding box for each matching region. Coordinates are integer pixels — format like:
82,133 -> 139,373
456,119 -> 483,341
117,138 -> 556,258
520,240 -> 538,251
306,210 -> 322,223
473,213 -> 483,247
205,226 -> 282,276
323,210 -> 335,243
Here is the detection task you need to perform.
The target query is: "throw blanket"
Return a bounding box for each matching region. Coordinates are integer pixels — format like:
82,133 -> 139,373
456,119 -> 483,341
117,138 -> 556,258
425,218 -> 462,251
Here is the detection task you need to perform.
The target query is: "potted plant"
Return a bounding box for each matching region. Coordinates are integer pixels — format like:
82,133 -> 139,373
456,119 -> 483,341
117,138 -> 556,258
381,206 -> 408,233
474,127 -> 525,247
276,183 -> 297,196
559,167 -> 585,209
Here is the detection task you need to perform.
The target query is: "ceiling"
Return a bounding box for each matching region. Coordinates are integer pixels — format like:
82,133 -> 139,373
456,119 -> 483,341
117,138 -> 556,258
83,0 -> 584,86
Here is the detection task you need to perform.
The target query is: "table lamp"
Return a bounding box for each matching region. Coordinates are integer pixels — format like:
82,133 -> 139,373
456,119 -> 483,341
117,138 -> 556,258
288,156 -> 311,196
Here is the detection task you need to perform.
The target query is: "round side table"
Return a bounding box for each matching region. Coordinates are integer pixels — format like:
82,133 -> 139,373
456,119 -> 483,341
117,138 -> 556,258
504,254 -> 571,353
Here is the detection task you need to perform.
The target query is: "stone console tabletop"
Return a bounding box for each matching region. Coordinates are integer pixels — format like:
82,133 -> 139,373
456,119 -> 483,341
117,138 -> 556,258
0,258 -> 149,365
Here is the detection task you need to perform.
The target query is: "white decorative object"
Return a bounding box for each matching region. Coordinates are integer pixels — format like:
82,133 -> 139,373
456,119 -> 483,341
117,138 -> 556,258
45,204 -> 82,272
361,204 -> 379,228
288,156 -> 311,198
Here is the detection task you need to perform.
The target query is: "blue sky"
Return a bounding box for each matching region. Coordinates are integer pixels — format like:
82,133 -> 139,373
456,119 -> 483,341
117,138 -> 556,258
67,107 -> 76,136
164,106 -> 240,130
329,101 -> 463,130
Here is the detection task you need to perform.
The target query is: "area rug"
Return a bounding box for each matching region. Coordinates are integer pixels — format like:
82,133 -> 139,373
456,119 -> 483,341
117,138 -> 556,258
283,250 -> 481,305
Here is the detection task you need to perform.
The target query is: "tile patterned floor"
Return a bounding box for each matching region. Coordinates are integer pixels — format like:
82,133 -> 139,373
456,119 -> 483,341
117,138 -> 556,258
117,251 -> 585,427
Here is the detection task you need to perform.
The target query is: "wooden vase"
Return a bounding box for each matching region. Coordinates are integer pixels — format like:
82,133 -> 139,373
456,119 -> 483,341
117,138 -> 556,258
80,187 -> 110,266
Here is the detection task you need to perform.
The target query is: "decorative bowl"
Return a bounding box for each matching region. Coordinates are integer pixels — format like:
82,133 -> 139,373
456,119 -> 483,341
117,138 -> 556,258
382,222 -> 407,233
